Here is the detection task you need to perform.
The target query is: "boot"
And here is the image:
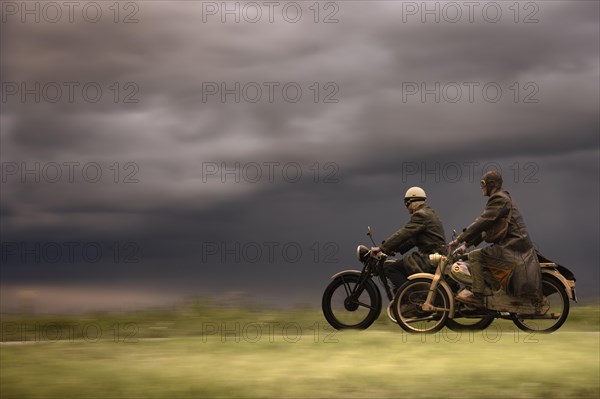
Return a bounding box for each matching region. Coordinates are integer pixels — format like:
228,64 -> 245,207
455,289 -> 484,306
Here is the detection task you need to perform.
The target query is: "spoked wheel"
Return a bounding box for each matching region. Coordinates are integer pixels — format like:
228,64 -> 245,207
512,275 -> 570,333
322,274 -> 381,329
392,278 -> 450,333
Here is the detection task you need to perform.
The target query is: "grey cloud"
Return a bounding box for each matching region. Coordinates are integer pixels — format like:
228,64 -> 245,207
1,1 -> 598,309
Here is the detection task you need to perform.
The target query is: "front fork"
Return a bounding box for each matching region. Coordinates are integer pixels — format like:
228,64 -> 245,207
350,259 -> 394,302
376,262 -> 395,302
421,257 -> 450,312
347,264 -> 376,299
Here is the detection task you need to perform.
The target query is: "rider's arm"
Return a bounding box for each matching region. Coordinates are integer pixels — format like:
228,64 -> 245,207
380,210 -> 427,254
457,193 -> 511,246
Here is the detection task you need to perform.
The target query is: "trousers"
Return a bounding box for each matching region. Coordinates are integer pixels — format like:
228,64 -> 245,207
468,249 -> 502,295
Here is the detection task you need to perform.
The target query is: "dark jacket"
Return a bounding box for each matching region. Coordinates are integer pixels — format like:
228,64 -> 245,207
381,203 -> 447,272
458,190 -> 542,298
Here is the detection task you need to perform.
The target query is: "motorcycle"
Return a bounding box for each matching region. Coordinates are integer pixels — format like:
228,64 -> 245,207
391,231 -> 577,334
321,227 -> 402,329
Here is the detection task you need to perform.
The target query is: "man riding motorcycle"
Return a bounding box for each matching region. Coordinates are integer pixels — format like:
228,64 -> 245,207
371,187 -> 447,294
450,170 -> 542,306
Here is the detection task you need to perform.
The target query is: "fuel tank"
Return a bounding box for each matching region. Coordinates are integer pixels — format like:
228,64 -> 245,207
450,261 -> 473,285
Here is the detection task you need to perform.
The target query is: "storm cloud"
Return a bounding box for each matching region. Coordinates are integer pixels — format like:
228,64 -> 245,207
1,1 -> 598,311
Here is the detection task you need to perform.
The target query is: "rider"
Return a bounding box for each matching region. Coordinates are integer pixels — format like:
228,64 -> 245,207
450,170 -> 542,306
371,187 -> 447,294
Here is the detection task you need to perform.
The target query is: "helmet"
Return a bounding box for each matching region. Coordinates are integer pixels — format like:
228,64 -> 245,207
480,170 -> 503,190
404,186 -> 427,206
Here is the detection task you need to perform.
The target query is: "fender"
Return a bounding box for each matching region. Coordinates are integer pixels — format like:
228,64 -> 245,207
331,269 -> 362,279
542,269 -> 577,302
407,272 -> 456,318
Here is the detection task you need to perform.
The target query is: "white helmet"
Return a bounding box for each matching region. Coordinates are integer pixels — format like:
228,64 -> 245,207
404,187 -> 427,204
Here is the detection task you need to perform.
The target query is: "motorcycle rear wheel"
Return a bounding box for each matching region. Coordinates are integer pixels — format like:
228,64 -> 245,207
512,275 -> 570,333
392,278 -> 450,334
322,274 -> 382,329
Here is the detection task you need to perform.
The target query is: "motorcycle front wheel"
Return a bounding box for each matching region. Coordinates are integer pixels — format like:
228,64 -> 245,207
392,278 -> 450,333
322,274 -> 382,329
512,275 -> 570,333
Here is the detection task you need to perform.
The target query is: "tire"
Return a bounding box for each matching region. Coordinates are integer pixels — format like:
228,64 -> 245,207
512,275 -> 570,333
392,277 -> 450,334
386,301 -> 397,323
446,315 -> 494,331
322,273 -> 382,330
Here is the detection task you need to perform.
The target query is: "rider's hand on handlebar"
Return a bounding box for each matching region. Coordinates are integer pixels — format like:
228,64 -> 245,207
370,246 -> 387,260
449,239 -> 466,251
449,241 -> 467,255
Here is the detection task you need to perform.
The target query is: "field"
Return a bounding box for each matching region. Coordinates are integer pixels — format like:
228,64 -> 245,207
1,302 -> 598,399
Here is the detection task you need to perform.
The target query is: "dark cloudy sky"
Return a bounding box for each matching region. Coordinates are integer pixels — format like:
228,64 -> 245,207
1,1 -> 598,312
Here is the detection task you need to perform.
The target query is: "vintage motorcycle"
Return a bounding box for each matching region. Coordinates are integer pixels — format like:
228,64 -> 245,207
391,232 -> 577,334
321,227 -> 404,329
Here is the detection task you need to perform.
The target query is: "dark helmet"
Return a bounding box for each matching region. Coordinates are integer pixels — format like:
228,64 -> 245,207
480,170 -> 503,190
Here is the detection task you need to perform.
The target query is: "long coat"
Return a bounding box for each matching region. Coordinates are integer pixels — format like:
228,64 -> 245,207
457,190 -> 542,298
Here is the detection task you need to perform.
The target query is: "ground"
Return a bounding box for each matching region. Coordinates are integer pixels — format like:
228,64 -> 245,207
1,304 -> 598,398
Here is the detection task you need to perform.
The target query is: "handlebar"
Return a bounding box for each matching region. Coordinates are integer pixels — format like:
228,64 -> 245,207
368,249 -> 388,261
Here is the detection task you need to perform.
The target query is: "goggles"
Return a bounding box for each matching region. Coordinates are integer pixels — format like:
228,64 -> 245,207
480,179 -> 487,188
404,198 -> 422,207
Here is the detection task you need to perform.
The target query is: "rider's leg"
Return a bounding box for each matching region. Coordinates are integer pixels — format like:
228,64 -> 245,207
456,250 -> 486,305
384,259 -> 408,293
468,249 -> 487,296
471,250 -> 502,295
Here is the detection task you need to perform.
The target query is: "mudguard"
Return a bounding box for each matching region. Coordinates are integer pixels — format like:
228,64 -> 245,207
331,269 -> 362,279
537,251 -> 577,287
541,268 -> 577,302
407,272 -> 456,318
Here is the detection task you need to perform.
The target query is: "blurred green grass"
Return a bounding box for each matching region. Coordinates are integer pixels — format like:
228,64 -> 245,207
1,302 -> 599,398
